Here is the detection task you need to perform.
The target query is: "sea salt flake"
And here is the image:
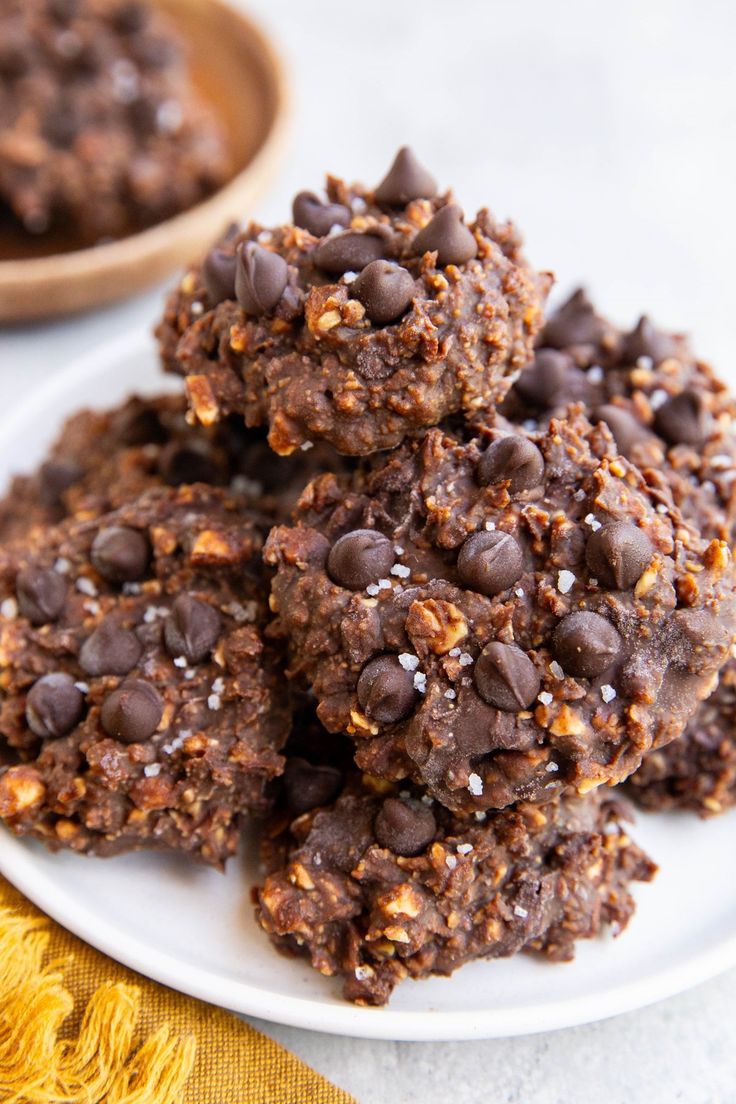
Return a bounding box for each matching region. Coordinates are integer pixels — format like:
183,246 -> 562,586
484,520 -> 496,531
515,588 -> 524,598
173,656 -> 187,669
637,355 -> 654,371
584,513 -> 602,531
445,854 -> 458,870
468,772 -> 483,796
76,577 -> 97,597
549,661 -> 565,680
391,563 -> 411,578
156,98 -> 183,134
538,691 -> 553,706
184,670 -> 196,681
573,488 -> 586,502
413,672 -> 427,693
474,811 -> 487,822
351,197 -> 367,214
190,300 -> 204,317
74,681 -> 89,694
300,441 -> 314,451
0,598 -> 18,619
587,365 -> 604,383
523,419 -> 538,432
342,270 -> 358,284
456,843 -> 474,855
366,584 -> 380,596
656,503 -> 668,514
212,677 -> 225,693
710,454 -> 733,470
600,684 -> 617,703
557,570 -> 576,594
444,689 -> 457,700
394,545 -> 405,555
144,763 -> 161,778
224,601 -> 256,623
514,905 -> 529,918
545,761 -> 559,773
448,648 -> 461,658
122,582 -> 141,596
354,965 -> 374,980
54,557 -> 71,575
83,600 -> 100,616
207,693 -> 222,711
398,653 -> 420,671
459,653 -> 474,667
378,578 -> 392,590
650,388 -> 668,410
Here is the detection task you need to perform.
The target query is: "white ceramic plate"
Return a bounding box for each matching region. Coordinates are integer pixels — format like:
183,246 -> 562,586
1,333 -> 736,1042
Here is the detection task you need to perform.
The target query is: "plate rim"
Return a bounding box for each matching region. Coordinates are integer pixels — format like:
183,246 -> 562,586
2,332 -> 736,1041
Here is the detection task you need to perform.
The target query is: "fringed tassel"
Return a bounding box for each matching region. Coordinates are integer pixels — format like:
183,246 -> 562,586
0,905 -> 196,1104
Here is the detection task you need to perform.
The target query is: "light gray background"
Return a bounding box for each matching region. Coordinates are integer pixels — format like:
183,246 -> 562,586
1,1 -> 735,1100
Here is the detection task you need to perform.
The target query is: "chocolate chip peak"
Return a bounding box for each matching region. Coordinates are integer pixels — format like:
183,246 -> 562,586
514,348 -> 572,408
79,619 -> 142,676
585,522 -> 652,590
552,611 -> 621,679
91,526 -> 150,583
457,530 -> 523,597
477,436 -> 545,494
595,405 -> 652,459
100,679 -> 163,744
292,191 -> 350,237
327,529 -> 395,590
202,245 -> 237,305
543,288 -> 606,349
283,758 -> 343,815
374,147 -> 437,206
164,594 -> 221,664
413,204 -> 477,266
313,231 -> 385,276
26,673 -> 83,739
16,566 -> 66,625
654,390 -> 710,446
352,261 -> 415,325
235,242 -> 288,315
374,796 -> 436,856
623,316 -> 678,365
474,642 -> 540,711
357,654 -> 418,724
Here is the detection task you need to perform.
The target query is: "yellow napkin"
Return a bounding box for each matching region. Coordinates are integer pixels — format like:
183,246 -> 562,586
0,875 -> 355,1104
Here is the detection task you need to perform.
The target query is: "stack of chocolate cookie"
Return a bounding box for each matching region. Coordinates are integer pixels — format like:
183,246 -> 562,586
2,148 -> 735,1005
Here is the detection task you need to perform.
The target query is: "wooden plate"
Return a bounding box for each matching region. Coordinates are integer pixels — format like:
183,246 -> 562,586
0,0 -> 288,323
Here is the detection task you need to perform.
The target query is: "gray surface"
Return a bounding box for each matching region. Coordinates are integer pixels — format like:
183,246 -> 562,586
1,1 -> 735,1100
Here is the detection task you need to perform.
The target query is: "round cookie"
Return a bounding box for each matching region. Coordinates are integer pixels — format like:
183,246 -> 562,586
0,0 -> 230,243
264,410 -> 736,812
257,760 -> 656,1006
156,147 -> 549,456
0,484 -> 288,865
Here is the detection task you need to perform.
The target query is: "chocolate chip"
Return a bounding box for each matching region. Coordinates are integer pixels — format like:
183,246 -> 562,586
654,391 -> 710,446
374,796 -> 436,856
158,441 -> 222,486
79,619 -> 142,676
542,288 -> 606,348
552,611 -> 621,679
16,567 -> 66,625
110,1 -> 147,33
312,231 -> 385,276
585,522 -> 652,590
477,436 -> 544,494
164,594 -> 221,663
100,679 -> 163,744
457,531 -> 524,597
235,242 -> 288,315
26,673 -> 83,739
283,757 -> 343,815
594,405 -> 651,459
352,261 -> 415,325
374,147 -> 437,206
292,191 -> 351,237
91,526 -> 150,583
623,316 -> 678,365
412,204 -> 477,266
327,529 -> 395,590
474,642 -> 540,711
202,246 -> 237,304
357,655 -> 418,724
39,459 -> 83,507
513,348 -> 572,408
116,405 -> 166,446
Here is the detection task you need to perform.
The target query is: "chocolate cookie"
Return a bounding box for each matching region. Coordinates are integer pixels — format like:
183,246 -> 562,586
0,0 -> 230,244
257,762 -> 656,1005
264,410 -> 736,812
156,147 -> 549,455
0,393 -> 347,544
0,484 -> 288,864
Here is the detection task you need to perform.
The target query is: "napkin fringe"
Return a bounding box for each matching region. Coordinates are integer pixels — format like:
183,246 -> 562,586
0,904 -> 196,1104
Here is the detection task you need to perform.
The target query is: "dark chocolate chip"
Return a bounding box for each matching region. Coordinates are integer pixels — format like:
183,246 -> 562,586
164,594 -> 221,664
26,673 -> 83,739
457,531 -> 524,597
158,441 -> 222,486
513,348 -> 573,408
116,405 -> 166,446
542,288 -> 606,348
474,642 -> 540,711
624,316 -> 678,365
552,611 -> 621,679
39,459 -> 83,507
91,526 -> 150,583
357,655 -> 418,724
327,529 -> 395,590
312,231 -> 385,276
235,242 -> 288,315
594,405 -> 651,459
477,436 -> 545,494
292,191 -> 351,237
585,522 -> 652,590
79,619 -> 142,676
283,757 -> 343,815
16,567 -> 66,625
374,796 -> 436,857
374,147 -> 437,206
100,679 -> 163,744
202,246 -> 237,304
412,204 -> 477,266
654,390 -> 710,446
352,261 -> 415,325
